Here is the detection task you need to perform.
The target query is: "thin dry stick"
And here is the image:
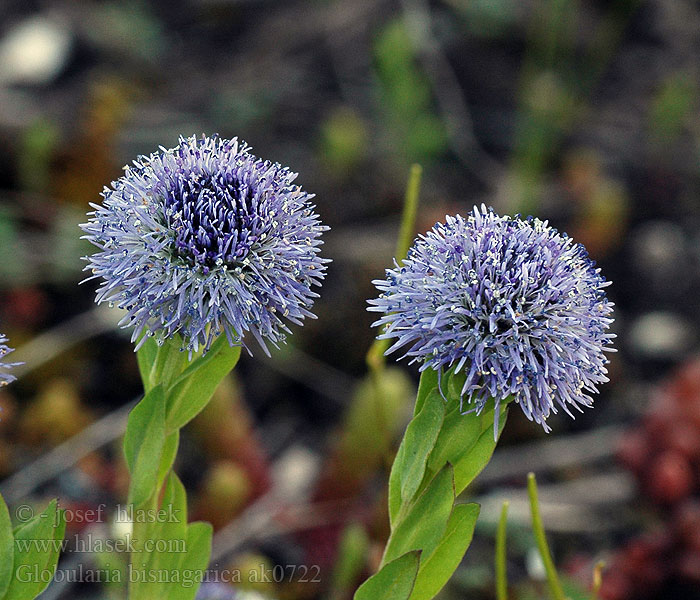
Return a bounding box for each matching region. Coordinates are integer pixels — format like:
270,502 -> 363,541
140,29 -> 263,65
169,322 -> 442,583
0,401 -> 135,504
12,308 -> 119,378
210,494 -> 356,563
3,306 -> 351,503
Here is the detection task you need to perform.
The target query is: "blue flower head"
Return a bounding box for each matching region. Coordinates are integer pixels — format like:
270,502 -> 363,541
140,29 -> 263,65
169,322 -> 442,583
0,335 -> 17,386
82,135 -> 329,354
369,205 -> 615,432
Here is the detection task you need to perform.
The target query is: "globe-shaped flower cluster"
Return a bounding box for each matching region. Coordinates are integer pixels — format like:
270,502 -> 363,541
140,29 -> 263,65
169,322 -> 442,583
369,205 -> 615,431
82,135 -> 328,353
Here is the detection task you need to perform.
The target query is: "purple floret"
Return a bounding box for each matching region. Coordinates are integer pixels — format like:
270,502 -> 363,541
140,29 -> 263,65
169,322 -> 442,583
82,135 -> 329,354
369,205 -> 615,433
0,334 -> 16,386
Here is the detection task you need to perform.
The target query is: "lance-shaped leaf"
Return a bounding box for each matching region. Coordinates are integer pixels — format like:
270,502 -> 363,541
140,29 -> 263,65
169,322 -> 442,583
388,390 -> 444,526
170,522 -> 213,600
409,503 -> 480,600
131,472 -> 212,600
156,431 -> 180,491
413,368 -> 439,416
4,500 -> 66,600
123,385 -> 167,506
130,472 -> 187,600
383,464 -> 455,565
354,550 -> 421,600
426,402 -> 507,495
136,335 -> 158,390
138,335 -> 188,392
165,335 -> 241,431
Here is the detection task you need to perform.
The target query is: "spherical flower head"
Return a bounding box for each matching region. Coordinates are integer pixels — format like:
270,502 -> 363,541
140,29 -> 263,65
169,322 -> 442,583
81,135 -> 329,354
369,205 -> 615,432
0,334 -> 17,386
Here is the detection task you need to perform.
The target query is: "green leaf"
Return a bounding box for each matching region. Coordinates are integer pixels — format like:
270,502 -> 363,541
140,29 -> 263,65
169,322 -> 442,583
170,522 -> 213,600
132,473 -> 212,600
427,404 -> 481,474
153,342 -> 188,390
354,551 -> 421,600
413,368 -> 439,416
165,336 -> 241,431
409,503 -> 480,600
5,500 -> 66,600
0,493 -> 14,597
138,335 -> 188,392
156,431 -> 180,491
389,391 -> 444,526
426,404 -> 507,495
152,470 -> 188,554
149,472 -> 188,567
123,385 -> 167,506
130,472 -> 188,600
384,464 -> 455,565
42,509 -> 66,597
136,336 -> 158,391
94,547 -> 127,599
451,412 -> 506,495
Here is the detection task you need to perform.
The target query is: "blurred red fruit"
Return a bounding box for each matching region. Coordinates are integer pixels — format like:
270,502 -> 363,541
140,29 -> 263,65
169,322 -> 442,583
678,552 -> 700,582
617,538 -> 665,587
643,409 -> 674,445
675,501 -> 700,550
646,451 -> 693,503
600,569 -> 633,600
616,430 -> 650,472
4,287 -> 48,328
619,539 -> 654,574
641,529 -> 673,555
668,423 -> 700,460
670,359 -> 700,405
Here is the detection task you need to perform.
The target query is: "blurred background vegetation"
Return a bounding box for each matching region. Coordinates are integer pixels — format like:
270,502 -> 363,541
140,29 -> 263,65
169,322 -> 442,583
0,0 -> 699,599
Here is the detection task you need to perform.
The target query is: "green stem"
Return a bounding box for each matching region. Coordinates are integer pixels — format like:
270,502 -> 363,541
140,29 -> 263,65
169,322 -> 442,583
366,163 -> 422,374
395,163 -> 422,266
496,501 -> 509,600
127,334 -> 240,599
353,366 -> 507,599
527,472 -> 565,600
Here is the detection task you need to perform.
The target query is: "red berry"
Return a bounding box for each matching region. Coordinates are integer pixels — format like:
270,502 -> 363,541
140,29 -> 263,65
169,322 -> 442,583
678,552 -> 700,582
616,430 -> 650,473
669,423 -> 700,460
671,358 -> 700,406
600,569 -> 633,600
675,501 -> 700,550
643,407 -> 675,446
646,451 -> 693,503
